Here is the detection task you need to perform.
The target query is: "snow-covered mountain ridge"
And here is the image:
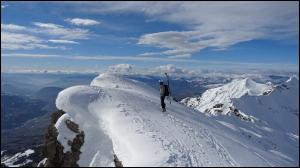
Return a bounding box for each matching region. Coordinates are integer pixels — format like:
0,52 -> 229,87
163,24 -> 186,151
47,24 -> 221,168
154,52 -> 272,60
40,73 -> 298,166
181,78 -> 274,117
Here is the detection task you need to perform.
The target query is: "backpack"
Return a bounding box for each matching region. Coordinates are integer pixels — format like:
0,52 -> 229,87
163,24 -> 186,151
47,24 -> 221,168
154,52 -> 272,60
164,84 -> 170,96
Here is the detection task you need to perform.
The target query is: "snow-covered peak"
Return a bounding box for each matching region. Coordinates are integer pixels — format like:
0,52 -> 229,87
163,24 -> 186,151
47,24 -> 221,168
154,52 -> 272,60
225,78 -> 271,96
182,78 -> 272,116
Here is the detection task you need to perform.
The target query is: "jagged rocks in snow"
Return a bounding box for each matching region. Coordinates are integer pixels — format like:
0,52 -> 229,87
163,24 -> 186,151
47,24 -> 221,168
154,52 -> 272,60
38,110 -> 84,167
65,119 -> 80,133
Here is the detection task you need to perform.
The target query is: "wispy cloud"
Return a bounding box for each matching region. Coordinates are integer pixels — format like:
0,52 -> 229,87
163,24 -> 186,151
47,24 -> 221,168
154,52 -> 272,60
1,4 -> 8,8
138,30 -> 265,56
168,54 -> 191,59
138,52 -> 163,56
1,53 -> 198,62
1,32 -> 64,50
65,18 -> 100,26
1,24 -> 26,31
71,1 -> 298,57
48,39 -> 79,44
1,22 -> 88,50
32,22 -> 90,40
1,32 -> 42,44
108,64 -> 134,73
1,53 -> 63,58
32,22 -> 62,29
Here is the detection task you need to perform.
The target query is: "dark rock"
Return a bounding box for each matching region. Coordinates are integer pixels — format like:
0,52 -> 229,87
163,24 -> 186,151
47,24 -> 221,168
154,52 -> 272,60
114,154 -> 123,167
215,109 -> 223,113
262,90 -> 272,95
50,110 -> 65,125
38,110 -> 84,167
38,110 -> 123,167
65,119 -> 80,133
213,103 -> 223,108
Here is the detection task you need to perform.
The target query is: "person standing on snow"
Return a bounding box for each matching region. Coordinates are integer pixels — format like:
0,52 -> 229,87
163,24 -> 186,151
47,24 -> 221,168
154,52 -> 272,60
159,80 -> 166,112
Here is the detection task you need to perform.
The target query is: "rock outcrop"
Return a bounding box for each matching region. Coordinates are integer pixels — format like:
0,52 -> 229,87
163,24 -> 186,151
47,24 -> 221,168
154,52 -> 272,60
37,110 -> 123,167
38,110 -> 84,167
113,154 -> 123,167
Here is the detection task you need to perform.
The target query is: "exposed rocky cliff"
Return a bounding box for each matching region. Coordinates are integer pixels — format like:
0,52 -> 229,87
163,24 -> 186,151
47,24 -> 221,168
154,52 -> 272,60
37,110 -> 122,167
37,110 -> 84,167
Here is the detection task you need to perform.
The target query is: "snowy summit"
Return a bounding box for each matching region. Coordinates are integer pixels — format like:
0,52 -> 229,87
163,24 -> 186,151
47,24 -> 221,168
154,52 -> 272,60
181,78 -> 273,115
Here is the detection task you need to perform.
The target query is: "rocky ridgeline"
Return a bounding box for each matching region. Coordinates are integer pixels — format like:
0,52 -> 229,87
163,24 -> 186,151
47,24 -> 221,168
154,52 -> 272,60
203,103 -> 253,122
37,110 -> 123,167
37,110 -> 84,167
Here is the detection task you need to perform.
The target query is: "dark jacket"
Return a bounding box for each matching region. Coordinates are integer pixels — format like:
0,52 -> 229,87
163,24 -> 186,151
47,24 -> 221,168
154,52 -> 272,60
160,85 -> 165,96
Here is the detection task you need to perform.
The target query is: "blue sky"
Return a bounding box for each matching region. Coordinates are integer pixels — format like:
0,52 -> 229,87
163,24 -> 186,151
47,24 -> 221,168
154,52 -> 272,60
1,1 -> 299,72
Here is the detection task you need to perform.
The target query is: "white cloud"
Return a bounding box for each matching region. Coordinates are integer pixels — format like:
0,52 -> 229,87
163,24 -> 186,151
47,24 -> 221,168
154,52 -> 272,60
168,54 -> 191,59
153,64 -> 197,75
1,32 -> 65,50
72,1 -> 298,57
32,22 -> 90,40
1,4 -> 8,8
108,64 -> 134,73
1,53 -> 63,58
1,23 -> 84,50
33,22 -> 62,29
1,53 -> 197,62
139,52 -> 163,56
1,32 -> 43,50
1,32 -> 42,44
138,31 -> 203,56
139,30 -> 265,56
71,55 -> 198,62
65,18 -> 100,26
1,24 -> 26,31
1,43 -> 64,50
97,63 -> 198,76
106,63 -> 197,76
48,39 -> 79,44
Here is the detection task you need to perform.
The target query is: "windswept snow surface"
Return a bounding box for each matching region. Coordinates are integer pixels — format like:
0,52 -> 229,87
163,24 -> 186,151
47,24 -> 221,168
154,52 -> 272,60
55,73 -> 298,166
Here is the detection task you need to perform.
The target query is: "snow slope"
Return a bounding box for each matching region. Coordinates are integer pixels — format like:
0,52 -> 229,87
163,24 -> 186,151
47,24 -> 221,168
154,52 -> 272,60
230,77 -> 299,164
181,77 -> 299,165
181,78 -> 273,115
55,73 -> 298,166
